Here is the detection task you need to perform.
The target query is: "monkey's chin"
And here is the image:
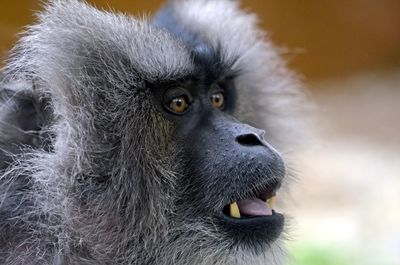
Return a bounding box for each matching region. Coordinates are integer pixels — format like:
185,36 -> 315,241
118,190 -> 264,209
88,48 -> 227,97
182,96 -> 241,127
219,211 -> 284,252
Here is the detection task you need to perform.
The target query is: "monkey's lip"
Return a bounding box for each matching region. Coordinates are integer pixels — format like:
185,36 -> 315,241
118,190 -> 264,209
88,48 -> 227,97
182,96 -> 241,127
218,204 -> 284,247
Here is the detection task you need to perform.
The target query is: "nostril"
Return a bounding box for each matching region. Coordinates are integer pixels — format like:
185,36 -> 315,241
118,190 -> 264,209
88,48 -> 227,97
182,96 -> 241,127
236,133 -> 263,146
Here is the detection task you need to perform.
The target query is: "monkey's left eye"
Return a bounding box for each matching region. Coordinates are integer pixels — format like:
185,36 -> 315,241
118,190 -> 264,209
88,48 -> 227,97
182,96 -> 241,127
210,92 -> 225,109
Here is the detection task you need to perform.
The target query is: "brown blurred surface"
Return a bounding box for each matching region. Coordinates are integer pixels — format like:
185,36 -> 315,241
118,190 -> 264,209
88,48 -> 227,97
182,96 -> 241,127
1,1 -> 400,81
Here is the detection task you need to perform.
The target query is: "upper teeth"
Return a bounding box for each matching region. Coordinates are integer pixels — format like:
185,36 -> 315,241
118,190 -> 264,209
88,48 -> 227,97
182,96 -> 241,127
230,202 -> 241,218
267,196 -> 276,209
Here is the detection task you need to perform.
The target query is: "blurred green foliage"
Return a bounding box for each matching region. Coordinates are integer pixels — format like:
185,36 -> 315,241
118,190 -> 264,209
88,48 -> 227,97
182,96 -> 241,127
289,243 -> 355,265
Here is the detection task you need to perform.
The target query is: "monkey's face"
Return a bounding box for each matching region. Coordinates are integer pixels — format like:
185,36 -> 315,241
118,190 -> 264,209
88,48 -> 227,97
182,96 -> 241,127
149,1 -> 288,254
151,64 -> 285,252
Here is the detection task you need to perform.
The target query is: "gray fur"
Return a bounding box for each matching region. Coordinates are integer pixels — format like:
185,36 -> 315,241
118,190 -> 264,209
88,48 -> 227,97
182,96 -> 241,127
0,0 -> 308,264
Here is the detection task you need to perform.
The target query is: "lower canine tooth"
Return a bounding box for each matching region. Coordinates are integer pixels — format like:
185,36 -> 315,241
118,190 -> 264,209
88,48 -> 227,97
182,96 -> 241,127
230,202 -> 241,218
267,196 -> 276,209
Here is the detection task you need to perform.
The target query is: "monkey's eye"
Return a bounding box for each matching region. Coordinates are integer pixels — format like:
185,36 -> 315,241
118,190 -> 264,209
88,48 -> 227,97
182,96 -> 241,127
163,88 -> 192,115
167,96 -> 190,114
210,92 -> 225,109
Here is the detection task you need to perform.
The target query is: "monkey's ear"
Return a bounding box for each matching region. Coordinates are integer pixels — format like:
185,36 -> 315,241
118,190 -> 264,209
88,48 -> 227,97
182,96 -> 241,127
0,78 -> 51,159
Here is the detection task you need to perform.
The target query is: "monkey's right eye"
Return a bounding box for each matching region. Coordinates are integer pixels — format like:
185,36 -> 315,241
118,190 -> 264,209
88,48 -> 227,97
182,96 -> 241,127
166,96 -> 190,114
163,88 -> 192,115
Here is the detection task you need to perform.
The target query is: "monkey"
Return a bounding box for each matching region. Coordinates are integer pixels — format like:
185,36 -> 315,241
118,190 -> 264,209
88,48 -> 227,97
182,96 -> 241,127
0,0 -> 308,264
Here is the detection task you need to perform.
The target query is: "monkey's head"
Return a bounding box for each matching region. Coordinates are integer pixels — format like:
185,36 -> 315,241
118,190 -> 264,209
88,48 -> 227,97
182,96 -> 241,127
153,0 -> 287,251
3,0 -> 307,264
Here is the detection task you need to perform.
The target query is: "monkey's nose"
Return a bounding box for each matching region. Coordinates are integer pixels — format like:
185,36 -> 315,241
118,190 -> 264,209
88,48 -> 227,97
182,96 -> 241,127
236,133 -> 265,147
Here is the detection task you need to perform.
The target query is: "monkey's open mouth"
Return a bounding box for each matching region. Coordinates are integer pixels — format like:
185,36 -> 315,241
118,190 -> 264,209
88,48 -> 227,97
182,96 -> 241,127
222,192 -> 276,218
219,182 -> 284,247
221,181 -> 280,219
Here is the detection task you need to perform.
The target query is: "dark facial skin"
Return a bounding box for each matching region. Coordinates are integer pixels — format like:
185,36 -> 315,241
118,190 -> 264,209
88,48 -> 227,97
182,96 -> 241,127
151,74 -> 286,251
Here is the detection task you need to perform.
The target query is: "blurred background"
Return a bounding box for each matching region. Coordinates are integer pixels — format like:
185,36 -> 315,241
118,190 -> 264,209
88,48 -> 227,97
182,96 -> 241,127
1,1 -> 399,265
